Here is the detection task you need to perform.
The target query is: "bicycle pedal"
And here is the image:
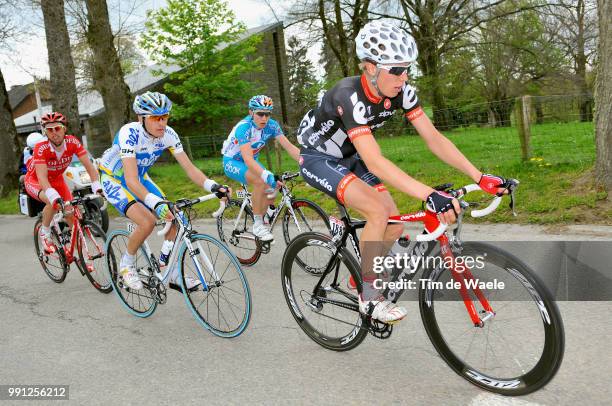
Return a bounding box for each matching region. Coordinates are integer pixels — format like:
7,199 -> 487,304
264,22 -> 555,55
168,282 -> 200,293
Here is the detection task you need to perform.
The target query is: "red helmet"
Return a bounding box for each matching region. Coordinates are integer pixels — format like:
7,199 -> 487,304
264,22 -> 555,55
41,112 -> 67,126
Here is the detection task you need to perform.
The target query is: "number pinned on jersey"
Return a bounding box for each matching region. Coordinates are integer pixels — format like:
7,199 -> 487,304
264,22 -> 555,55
236,190 -> 247,199
127,221 -> 136,233
329,216 -> 345,243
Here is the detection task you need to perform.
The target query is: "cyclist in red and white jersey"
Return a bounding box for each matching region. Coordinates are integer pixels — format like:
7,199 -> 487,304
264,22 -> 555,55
24,112 -> 102,253
297,21 -> 508,323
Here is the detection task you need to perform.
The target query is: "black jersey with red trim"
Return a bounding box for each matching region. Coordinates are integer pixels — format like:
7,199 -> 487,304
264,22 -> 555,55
296,74 -> 423,159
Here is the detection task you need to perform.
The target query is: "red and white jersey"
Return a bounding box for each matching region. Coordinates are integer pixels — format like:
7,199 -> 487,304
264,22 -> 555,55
25,135 -> 87,183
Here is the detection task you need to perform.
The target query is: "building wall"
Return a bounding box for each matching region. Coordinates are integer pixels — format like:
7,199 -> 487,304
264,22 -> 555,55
84,24 -> 291,159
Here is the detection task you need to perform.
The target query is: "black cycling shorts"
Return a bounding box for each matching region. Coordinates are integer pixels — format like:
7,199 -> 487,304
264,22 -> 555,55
299,147 -> 386,204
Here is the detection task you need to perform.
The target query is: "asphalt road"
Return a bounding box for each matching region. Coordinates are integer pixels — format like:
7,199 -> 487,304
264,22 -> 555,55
1,214 -> 611,405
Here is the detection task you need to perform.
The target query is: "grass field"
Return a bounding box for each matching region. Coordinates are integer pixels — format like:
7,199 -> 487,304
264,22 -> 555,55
3,121 -> 609,224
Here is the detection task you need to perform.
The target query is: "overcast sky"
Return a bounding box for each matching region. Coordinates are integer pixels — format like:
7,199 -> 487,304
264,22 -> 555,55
0,0 -> 302,89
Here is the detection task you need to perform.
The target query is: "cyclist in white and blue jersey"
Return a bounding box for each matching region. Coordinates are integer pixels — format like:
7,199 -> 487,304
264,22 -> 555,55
221,95 -> 300,241
99,91 -> 228,290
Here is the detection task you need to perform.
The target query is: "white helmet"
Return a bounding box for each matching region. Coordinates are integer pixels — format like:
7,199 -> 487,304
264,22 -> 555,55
26,132 -> 46,149
356,21 -> 418,64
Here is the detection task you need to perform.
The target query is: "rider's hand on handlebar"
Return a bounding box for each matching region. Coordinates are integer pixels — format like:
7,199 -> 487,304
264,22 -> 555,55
155,202 -> 174,221
211,183 -> 231,201
479,173 -> 509,196
426,190 -> 462,225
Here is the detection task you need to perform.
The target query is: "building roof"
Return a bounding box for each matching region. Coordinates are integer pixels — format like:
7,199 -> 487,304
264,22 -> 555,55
14,21 -> 283,133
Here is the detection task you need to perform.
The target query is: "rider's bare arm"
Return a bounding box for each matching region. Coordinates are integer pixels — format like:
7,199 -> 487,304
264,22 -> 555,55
353,134 -> 434,201
34,163 -> 52,192
122,157 -> 153,202
411,114 -> 482,183
240,143 -> 267,177
276,135 -> 300,162
173,151 -> 209,186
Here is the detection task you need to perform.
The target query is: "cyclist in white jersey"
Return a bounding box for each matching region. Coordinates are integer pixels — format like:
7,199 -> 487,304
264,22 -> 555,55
99,91 -> 228,290
221,95 -> 300,241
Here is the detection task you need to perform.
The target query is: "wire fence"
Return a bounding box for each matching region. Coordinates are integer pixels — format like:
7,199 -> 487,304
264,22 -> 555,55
178,93 -> 595,173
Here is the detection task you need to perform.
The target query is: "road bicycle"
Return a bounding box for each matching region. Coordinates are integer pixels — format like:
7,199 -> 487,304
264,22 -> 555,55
105,193 -> 251,338
33,194 -> 111,293
281,180 -> 564,395
217,171 -> 330,266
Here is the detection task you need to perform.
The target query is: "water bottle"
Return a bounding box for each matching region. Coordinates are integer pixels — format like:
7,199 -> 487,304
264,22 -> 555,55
159,240 -> 174,267
264,205 -> 275,225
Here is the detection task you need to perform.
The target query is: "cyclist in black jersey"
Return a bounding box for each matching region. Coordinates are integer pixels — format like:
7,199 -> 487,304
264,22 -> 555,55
297,21 -> 509,323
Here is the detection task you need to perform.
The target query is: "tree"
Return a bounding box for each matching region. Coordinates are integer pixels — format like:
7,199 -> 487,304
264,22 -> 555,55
287,36 -> 321,124
84,0 -> 133,137
141,0 -> 263,133
543,0 -> 598,122
594,0 -> 611,197
72,34 -> 145,93
41,0 -> 80,135
290,0 -> 370,77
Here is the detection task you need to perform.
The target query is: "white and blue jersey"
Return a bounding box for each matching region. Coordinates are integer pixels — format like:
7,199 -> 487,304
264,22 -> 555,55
98,122 -> 183,215
99,122 -> 184,179
221,115 -> 283,161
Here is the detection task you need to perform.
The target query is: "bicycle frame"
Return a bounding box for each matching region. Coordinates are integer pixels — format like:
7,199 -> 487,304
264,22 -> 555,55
315,198 -> 496,327
132,208 -> 220,292
51,202 -> 103,266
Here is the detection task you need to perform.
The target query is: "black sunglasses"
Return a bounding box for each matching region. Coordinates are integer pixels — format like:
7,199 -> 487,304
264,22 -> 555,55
378,65 -> 410,76
255,112 -> 271,117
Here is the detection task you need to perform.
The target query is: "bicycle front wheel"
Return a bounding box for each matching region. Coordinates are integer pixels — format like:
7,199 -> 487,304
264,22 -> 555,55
33,218 -> 68,283
282,232 -> 368,351
419,242 -> 565,396
105,229 -> 157,317
282,198 -> 330,245
77,220 -> 112,293
217,198 -> 261,266
178,234 -> 251,337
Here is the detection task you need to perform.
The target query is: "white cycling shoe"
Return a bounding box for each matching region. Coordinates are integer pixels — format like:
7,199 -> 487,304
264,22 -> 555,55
253,223 -> 274,241
358,296 -> 407,323
169,275 -> 202,292
119,264 -> 143,290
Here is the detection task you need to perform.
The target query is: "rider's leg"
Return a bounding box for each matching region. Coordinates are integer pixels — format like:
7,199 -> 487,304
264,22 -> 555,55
125,203 -> 156,256
245,169 -> 273,217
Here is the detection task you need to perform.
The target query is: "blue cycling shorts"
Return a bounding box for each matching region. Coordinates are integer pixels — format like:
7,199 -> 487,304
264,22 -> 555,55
223,156 -> 267,185
100,171 -> 166,215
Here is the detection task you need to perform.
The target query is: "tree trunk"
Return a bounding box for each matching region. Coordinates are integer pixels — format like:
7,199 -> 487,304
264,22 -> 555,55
41,0 -> 80,136
576,0 -> 593,122
595,0 -> 612,197
0,69 -> 20,194
85,0 -> 133,138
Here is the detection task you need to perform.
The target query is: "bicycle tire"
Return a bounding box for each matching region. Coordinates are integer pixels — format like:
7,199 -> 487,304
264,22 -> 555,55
216,198 -> 261,266
282,198 -> 330,245
281,232 -> 368,351
105,229 -> 158,318
77,220 -> 112,293
178,234 -> 251,337
33,218 -> 68,283
419,241 -> 565,396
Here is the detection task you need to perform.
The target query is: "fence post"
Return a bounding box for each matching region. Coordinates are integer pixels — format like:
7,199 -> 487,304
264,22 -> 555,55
184,137 -> 193,160
515,95 -> 532,161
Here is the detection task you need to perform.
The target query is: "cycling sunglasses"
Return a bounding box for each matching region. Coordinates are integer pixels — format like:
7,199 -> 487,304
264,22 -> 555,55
255,111 -> 271,118
377,65 -> 410,76
147,114 -> 170,122
45,124 -> 65,132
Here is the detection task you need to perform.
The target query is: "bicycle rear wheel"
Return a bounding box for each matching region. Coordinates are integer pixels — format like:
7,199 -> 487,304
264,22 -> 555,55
217,198 -> 261,266
33,218 -> 68,283
419,242 -> 564,395
105,229 -> 157,317
77,220 -> 112,293
281,232 -> 368,351
282,198 -> 330,245
178,234 -> 251,337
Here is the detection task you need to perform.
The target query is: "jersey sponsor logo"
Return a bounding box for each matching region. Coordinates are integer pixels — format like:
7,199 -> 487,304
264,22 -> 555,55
121,148 -> 135,155
350,92 -> 368,125
102,180 -> 122,202
347,126 -> 371,141
301,167 -> 333,192
224,161 -> 242,175
379,110 -> 394,118
125,128 -> 139,146
384,98 -> 391,109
